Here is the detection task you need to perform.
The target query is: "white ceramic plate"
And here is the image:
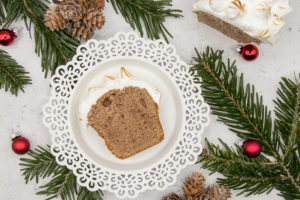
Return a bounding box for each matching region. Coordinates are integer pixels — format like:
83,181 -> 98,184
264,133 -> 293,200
43,32 -> 210,199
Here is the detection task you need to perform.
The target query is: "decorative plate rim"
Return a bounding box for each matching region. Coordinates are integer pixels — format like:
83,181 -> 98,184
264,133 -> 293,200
67,55 -> 187,174
42,32 -> 210,199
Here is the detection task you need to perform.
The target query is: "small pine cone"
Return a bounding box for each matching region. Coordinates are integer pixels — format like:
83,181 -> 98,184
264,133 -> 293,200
183,172 -> 206,200
205,184 -> 231,200
44,6 -> 67,31
87,0 -> 105,10
193,194 -> 212,200
82,9 -> 105,30
70,21 -> 95,41
161,192 -> 183,200
57,0 -> 88,21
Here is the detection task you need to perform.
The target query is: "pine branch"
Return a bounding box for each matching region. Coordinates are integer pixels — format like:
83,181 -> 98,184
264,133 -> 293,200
190,47 -> 278,157
200,139 -> 282,196
19,146 -> 104,200
191,47 -> 300,199
199,139 -> 277,167
0,49 -> 31,95
107,0 -> 182,43
2,0 -> 79,77
0,0 -> 7,23
274,76 -> 300,161
77,186 -> 103,200
19,146 -> 59,183
273,75 -> 300,199
37,168 -> 77,200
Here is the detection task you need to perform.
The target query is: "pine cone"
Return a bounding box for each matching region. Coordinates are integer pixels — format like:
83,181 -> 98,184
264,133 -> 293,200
202,184 -> 231,200
44,6 -> 67,31
87,0 -> 105,10
183,172 -> 206,200
70,21 -> 95,41
193,195 -> 212,200
57,0 -> 88,21
161,192 -> 183,200
83,9 -> 105,29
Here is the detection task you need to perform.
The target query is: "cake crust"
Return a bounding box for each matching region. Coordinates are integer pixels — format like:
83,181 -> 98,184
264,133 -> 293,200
87,86 -> 164,159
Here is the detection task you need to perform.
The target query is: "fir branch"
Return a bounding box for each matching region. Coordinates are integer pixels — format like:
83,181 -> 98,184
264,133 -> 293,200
274,77 -> 300,160
19,146 -> 59,183
0,49 -> 31,95
19,146 -> 104,200
2,0 -> 79,77
77,186 -> 103,200
107,0 -> 182,43
217,174 -> 279,196
37,169 -> 77,200
191,47 -> 300,199
190,47 -> 278,157
199,140 -> 277,167
0,0 -> 7,23
200,139 -> 282,196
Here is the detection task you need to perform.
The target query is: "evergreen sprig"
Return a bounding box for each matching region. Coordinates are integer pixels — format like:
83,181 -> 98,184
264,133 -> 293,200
191,47 -> 300,199
107,0 -> 182,43
0,49 -> 31,95
20,146 -> 103,200
1,0 -> 79,77
0,0 -> 7,23
1,0 -> 181,80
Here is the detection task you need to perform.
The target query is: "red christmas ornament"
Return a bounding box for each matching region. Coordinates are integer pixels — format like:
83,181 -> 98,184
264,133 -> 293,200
0,29 -> 16,46
11,135 -> 30,155
242,140 -> 261,158
238,44 -> 259,61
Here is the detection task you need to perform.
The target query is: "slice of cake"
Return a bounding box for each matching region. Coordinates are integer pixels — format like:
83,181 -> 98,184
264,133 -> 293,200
87,86 -> 164,159
193,0 -> 291,44
80,67 -> 163,159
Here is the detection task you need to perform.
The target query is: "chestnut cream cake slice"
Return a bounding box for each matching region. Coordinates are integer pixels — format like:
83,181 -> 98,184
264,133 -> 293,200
80,67 -> 164,159
193,0 -> 291,44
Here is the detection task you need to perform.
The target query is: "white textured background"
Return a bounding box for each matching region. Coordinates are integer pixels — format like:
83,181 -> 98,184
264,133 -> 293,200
0,0 -> 299,199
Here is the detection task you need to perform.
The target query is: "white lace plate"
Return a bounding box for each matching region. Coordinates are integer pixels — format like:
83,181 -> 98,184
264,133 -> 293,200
43,32 -> 210,199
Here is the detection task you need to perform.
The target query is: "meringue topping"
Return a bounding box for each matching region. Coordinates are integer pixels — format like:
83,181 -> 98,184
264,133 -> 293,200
193,0 -> 292,44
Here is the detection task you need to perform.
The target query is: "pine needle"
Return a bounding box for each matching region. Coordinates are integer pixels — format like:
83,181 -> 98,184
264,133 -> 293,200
107,0 -> 182,43
2,0 -> 79,77
191,47 -> 300,199
0,0 -> 7,23
19,146 -> 104,200
0,49 -> 31,95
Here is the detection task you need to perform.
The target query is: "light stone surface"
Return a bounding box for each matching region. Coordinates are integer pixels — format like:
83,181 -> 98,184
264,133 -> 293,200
0,0 -> 299,199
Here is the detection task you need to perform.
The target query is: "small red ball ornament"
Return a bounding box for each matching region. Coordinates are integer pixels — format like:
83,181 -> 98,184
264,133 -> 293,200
0,29 -> 16,46
242,140 -> 261,158
238,44 -> 259,61
11,135 -> 30,155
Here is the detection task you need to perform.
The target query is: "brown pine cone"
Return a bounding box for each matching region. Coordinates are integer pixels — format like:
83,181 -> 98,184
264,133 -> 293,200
87,0 -> 105,10
183,172 -> 206,200
161,192 -> 183,200
57,0 -> 88,21
82,9 -> 105,29
44,6 -> 67,31
70,21 -> 95,41
193,194 -> 212,200
203,184 -> 231,200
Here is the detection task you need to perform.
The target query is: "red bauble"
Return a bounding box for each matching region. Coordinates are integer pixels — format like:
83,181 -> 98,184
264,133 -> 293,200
0,29 -> 16,46
11,136 -> 30,155
239,44 -> 259,61
242,140 -> 261,158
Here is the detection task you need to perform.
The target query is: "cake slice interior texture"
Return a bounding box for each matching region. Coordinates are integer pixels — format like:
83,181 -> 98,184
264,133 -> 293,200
88,86 -> 164,159
195,11 -> 261,44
